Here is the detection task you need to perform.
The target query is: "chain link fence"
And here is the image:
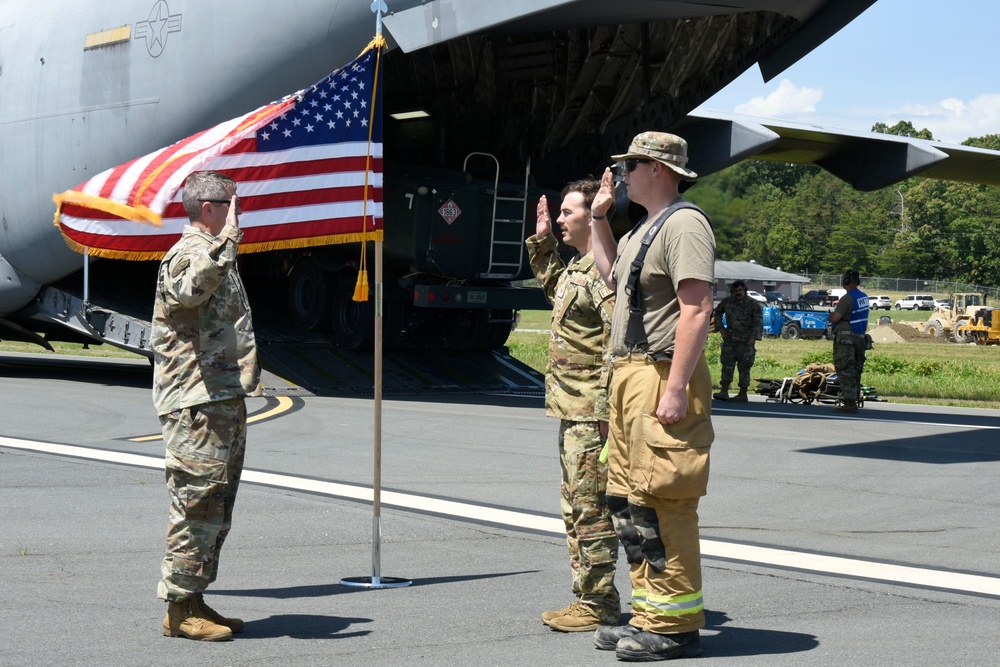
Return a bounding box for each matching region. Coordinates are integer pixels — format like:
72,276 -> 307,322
802,273 -> 1000,301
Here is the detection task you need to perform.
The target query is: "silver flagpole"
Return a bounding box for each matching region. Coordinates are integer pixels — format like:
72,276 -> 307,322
341,0 -> 410,590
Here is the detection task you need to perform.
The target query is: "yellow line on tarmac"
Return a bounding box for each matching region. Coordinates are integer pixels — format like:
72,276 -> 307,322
127,396 -> 297,442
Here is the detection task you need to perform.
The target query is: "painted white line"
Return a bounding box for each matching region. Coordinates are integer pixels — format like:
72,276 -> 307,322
3,435 -> 999,597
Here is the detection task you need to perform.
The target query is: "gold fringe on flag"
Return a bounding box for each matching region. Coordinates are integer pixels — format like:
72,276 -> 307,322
351,34 -> 386,303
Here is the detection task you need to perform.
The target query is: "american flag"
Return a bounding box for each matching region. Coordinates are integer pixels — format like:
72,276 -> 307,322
54,37 -> 384,260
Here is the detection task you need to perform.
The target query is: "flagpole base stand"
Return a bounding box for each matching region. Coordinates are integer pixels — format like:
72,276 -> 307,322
340,576 -> 411,589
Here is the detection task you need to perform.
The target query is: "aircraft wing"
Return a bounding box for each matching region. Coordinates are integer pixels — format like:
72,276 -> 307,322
676,109 -> 1000,190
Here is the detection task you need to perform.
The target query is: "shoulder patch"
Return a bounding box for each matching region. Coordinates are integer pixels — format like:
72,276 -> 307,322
170,256 -> 191,278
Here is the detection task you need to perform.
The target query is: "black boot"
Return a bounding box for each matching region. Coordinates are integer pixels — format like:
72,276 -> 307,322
615,630 -> 702,661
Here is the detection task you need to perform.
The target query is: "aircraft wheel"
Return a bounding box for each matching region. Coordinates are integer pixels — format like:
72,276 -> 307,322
287,259 -> 330,331
330,272 -> 374,350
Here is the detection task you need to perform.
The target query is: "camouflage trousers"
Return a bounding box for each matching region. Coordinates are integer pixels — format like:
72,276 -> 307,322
719,340 -> 756,390
157,399 -> 247,602
833,331 -> 867,402
557,419 -> 620,611
605,354 -> 713,634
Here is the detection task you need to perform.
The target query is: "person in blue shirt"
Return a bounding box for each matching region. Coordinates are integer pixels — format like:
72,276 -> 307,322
828,269 -> 869,413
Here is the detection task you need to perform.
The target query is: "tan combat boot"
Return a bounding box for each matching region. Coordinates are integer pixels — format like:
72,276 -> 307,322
162,597 -> 233,641
543,601 -> 618,632
196,593 -> 245,633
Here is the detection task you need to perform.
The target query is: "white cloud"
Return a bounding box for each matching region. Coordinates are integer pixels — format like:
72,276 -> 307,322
886,93 -> 1000,143
734,79 -> 823,116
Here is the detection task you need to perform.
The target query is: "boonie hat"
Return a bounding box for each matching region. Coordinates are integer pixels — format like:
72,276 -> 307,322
612,131 -> 698,179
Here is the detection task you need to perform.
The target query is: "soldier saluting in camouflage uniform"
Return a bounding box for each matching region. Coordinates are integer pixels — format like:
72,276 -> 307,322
152,171 -> 261,641
526,179 -> 620,632
712,280 -> 763,402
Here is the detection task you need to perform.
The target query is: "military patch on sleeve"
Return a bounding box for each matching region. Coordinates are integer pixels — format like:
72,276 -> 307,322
595,283 -> 615,303
170,257 -> 191,278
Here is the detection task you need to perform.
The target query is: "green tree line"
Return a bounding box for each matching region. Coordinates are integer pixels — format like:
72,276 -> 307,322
685,120 -> 1000,286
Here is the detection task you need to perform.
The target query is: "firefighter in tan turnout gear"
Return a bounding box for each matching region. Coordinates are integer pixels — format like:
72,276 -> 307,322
591,132 -> 716,661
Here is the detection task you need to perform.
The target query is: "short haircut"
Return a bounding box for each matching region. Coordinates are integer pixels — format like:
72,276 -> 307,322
561,178 -> 616,219
181,171 -> 236,221
731,280 -> 747,292
842,269 -> 860,287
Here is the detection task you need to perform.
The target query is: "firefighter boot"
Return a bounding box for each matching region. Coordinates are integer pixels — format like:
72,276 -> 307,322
835,400 -> 859,414
731,388 -> 749,402
196,593 -> 245,633
162,597 -> 233,641
594,624 -> 641,650
615,630 -> 703,661
712,386 -> 730,401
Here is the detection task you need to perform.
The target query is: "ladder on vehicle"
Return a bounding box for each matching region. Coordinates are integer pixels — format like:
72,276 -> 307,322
463,152 -> 530,279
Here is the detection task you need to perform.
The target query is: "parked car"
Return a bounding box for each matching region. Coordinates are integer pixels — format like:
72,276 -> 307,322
869,295 -> 892,310
933,298 -> 952,309
894,294 -> 935,310
747,290 -> 768,303
801,289 -> 837,306
763,291 -> 788,304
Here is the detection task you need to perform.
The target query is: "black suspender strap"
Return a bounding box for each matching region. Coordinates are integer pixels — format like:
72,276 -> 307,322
623,200 -> 707,350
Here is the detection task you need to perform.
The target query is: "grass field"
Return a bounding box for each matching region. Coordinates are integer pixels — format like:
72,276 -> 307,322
4,303 -> 998,409
511,307 -> 1000,409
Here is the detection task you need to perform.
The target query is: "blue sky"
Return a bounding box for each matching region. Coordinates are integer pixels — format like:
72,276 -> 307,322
698,0 -> 999,144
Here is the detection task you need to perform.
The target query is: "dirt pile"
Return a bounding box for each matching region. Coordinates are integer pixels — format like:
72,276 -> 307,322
869,322 -> 948,344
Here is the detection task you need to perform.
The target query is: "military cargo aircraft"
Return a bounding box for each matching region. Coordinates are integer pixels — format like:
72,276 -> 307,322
2,0 -> 999,391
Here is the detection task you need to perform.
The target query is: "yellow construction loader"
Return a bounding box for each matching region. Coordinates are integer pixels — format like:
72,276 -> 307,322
924,293 -> 999,344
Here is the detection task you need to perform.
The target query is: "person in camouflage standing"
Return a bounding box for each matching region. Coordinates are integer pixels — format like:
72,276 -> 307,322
712,280 -> 763,402
152,171 -> 261,642
526,179 -> 620,632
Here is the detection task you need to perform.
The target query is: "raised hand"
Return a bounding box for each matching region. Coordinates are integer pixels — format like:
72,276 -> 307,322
536,195 -> 552,238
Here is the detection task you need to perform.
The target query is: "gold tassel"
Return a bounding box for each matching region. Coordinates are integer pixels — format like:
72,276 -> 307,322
352,269 -> 369,302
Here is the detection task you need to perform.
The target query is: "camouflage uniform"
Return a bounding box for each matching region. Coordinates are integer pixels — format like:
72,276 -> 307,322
153,223 -> 261,602
526,233 -> 619,617
713,295 -> 763,391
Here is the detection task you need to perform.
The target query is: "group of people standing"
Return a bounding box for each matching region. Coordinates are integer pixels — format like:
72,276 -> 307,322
148,131 -> 866,660
526,131 -> 869,660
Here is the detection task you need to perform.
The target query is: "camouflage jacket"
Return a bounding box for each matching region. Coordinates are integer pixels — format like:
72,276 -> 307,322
526,233 -> 615,422
152,224 -> 261,416
713,295 -> 763,343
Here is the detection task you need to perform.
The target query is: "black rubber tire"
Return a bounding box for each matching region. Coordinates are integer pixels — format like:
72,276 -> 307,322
330,272 -> 374,350
781,323 -> 802,340
287,259 -> 331,331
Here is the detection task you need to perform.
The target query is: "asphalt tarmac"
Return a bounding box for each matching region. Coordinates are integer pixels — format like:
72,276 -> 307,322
2,351 -> 999,666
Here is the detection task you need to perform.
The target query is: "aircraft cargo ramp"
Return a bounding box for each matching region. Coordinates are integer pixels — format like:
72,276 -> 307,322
8,263 -> 545,398
256,329 -> 544,398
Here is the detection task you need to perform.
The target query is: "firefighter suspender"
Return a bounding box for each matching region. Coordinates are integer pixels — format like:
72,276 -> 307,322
623,200 -> 706,350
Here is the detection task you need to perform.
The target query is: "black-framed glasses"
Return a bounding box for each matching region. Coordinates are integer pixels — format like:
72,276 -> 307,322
622,158 -> 651,172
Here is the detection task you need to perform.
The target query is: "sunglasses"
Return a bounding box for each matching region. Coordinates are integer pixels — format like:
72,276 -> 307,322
202,197 -> 240,207
622,158 -> 651,172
